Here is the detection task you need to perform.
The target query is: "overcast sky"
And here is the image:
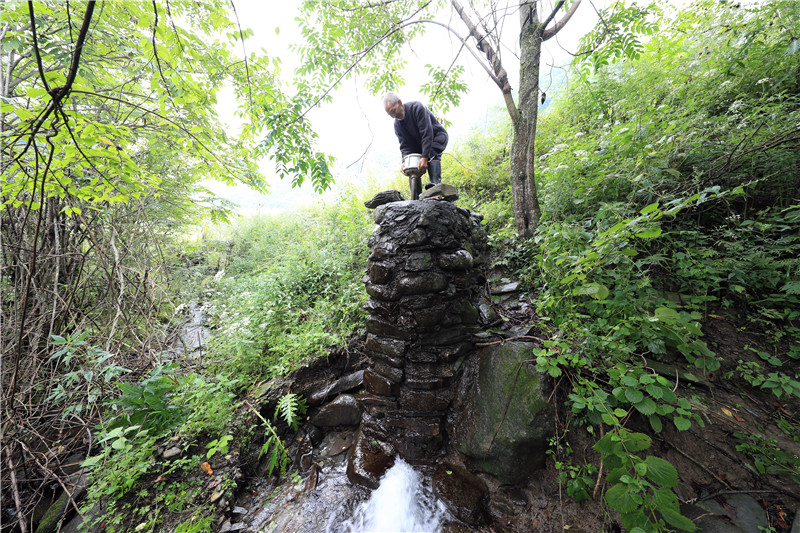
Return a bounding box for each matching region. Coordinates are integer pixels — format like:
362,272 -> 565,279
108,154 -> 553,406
209,0 -> 611,214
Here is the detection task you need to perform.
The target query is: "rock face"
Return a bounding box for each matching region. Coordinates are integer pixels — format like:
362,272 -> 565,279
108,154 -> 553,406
449,341 -> 555,484
351,200 -> 488,482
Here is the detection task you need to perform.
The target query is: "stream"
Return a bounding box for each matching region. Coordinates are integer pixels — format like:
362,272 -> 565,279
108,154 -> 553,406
230,430 -> 455,533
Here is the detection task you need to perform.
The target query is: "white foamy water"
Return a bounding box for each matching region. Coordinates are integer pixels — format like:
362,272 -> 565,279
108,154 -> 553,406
333,458 -> 450,533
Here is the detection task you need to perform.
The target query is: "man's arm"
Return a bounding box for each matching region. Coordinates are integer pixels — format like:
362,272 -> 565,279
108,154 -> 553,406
395,121 -> 413,158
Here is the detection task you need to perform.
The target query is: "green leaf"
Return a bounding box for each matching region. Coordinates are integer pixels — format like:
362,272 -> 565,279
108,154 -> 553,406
605,483 -> 640,513
644,456 -> 679,488
648,414 -> 663,433
674,416 -> 691,431
652,487 -> 680,513
640,202 -> 659,215
573,283 -> 610,300
661,506 -> 698,531
622,431 -> 652,453
635,227 -> 662,239
634,397 -> 657,416
594,432 -> 619,454
654,307 -> 680,322
625,388 -> 644,404
81,455 -> 104,467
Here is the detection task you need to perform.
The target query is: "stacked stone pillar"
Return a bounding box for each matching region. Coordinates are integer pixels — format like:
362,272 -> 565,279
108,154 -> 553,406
358,200 -> 487,464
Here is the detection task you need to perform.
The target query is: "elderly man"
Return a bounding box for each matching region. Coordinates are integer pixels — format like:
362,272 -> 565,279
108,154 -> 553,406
383,92 -> 448,200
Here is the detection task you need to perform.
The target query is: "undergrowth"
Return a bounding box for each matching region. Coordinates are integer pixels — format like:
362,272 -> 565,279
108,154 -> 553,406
482,1 -> 800,530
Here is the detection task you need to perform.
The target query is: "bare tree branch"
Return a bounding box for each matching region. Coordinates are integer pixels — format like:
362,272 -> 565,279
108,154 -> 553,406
451,0 -> 518,127
543,0 -> 582,41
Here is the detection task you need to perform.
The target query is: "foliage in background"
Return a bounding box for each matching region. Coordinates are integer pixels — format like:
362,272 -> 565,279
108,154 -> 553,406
71,187 -> 373,530
0,1 -> 336,529
202,190 -> 372,380
479,1 -> 799,530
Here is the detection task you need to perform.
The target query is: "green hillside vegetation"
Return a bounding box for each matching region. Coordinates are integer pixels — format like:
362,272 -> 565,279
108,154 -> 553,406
2,1 -> 799,532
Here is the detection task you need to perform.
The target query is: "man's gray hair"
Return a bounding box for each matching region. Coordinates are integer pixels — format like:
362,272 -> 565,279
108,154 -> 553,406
383,92 -> 401,106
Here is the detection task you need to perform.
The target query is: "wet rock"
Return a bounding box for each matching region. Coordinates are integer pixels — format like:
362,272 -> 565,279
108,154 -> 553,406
417,327 -> 469,346
364,190 -> 404,209
411,303 -> 450,328
364,282 -> 399,301
433,463 -> 489,526
310,394 -> 361,427
219,523 -> 247,532
346,430 -> 395,489
490,281 -> 521,294
363,368 -> 400,397
439,249 -> 474,270
681,503 -> 748,533
301,423 -> 324,446
451,341 -> 555,484
231,507 -> 249,515
308,370 -> 364,406
60,453 -> 85,476
406,227 -> 429,246
34,471 -> 89,533
399,387 -> 454,412
397,272 -> 448,295
319,434 -> 353,458
367,261 -> 392,284
364,334 -> 405,362
365,316 -> 412,339
372,360 -> 404,383
363,298 -> 400,319
405,251 -> 434,271
385,414 -> 442,437
690,494 -> 769,533
294,435 -> 315,473
420,183 -> 459,201
488,485 -> 528,517
369,241 -> 399,260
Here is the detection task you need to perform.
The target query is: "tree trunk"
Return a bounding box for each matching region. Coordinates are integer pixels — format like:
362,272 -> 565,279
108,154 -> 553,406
510,1 -> 544,238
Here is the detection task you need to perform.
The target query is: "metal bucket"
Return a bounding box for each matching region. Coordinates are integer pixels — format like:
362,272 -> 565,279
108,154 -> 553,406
402,153 -> 423,177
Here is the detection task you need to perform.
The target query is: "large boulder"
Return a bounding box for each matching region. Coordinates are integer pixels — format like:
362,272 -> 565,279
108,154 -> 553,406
450,341 -> 554,484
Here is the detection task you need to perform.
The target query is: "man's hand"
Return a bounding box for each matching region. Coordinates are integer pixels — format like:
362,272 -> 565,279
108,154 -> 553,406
419,157 -> 429,174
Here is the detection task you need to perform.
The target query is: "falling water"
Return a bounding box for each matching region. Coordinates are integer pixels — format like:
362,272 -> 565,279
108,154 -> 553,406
332,459 -> 450,533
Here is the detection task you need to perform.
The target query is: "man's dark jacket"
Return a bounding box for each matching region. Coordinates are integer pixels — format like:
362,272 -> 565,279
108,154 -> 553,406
393,101 -> 448,160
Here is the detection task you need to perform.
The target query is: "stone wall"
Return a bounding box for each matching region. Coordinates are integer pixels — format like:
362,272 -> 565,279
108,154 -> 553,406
358,200 -> 488,466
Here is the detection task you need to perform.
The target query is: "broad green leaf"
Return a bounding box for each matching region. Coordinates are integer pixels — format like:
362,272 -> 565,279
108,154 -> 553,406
652,487 -> 680,513
622,431 -> 651,453
673,416 -> 692,431
81,455 -> 104,467
644,456 -> 679,487
661,507 -> 698,531
654,307 -> 679,322
605,483 -> 640,513
625,388 -> 644,404
634,397 -> 657,416
640,202 -> 659,214
635,227 -> 662,239
648,414 -> 663,433
573,283 -> 610,300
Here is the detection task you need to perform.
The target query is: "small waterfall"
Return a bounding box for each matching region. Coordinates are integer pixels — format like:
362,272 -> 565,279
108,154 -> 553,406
334,459 -> 450,533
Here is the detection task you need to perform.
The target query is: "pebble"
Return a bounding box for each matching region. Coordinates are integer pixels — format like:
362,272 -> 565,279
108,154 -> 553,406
163,446 -> 181,459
